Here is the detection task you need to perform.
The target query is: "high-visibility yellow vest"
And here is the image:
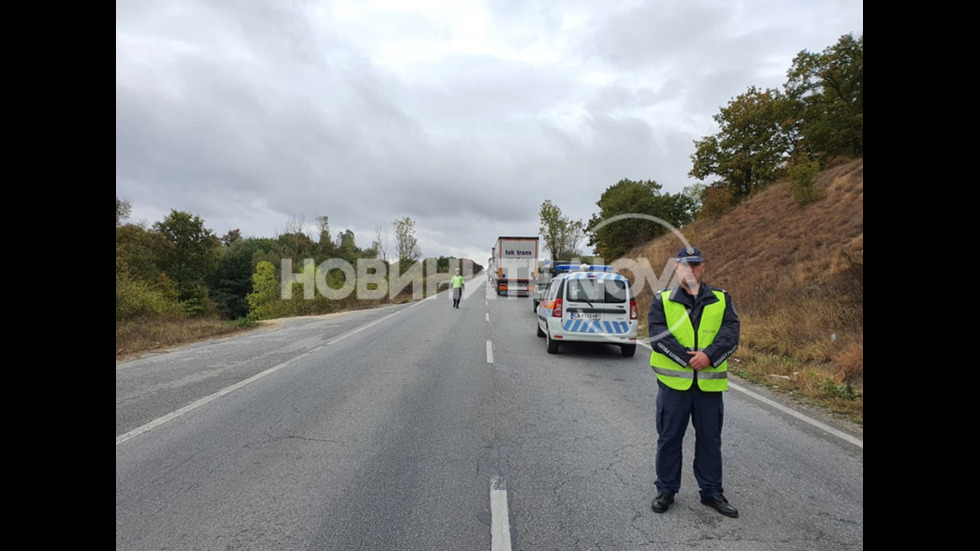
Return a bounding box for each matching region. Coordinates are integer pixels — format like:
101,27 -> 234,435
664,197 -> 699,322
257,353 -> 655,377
451,275 -> 465,288
649,289 -> 729,391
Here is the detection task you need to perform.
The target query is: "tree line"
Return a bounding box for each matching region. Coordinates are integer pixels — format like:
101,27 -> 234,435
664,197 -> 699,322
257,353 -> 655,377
117,33 -> 861,324
116,205 -> 480,323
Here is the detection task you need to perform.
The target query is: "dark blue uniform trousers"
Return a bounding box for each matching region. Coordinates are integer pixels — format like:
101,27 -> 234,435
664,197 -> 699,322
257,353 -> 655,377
654,379 -> 725,498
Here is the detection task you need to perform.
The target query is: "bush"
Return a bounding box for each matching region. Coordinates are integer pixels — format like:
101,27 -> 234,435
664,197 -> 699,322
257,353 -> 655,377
697,184 -> 734,220
787,158 -> 821,206
116,274 -> 187,321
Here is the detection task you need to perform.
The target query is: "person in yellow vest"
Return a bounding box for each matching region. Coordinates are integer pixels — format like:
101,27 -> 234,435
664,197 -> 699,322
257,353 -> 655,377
451,268 -> 465,309
648,246 -> 741,518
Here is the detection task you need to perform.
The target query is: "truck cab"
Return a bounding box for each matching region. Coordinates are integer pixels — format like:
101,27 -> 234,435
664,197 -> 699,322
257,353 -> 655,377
530,260 -> 571,311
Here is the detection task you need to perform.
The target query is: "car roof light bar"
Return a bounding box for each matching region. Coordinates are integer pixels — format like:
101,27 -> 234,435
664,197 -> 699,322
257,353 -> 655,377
552,264 -> 617,272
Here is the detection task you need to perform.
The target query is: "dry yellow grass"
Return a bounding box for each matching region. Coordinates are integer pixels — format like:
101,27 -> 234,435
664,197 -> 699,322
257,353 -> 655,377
116,317 -> 258,361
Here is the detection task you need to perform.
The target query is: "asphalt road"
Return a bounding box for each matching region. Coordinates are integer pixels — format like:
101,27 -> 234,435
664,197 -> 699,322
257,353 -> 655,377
116,276 -> 863,551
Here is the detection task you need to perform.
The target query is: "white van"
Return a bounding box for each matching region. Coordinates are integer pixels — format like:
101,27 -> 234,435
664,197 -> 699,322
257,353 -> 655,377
535,265 -> 638,357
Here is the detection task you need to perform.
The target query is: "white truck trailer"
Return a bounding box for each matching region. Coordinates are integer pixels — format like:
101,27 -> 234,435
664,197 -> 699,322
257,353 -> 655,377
490,236 -> 539,296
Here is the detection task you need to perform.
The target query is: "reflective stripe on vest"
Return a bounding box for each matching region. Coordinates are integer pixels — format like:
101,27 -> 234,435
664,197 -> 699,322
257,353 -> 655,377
649,289 -> 729,391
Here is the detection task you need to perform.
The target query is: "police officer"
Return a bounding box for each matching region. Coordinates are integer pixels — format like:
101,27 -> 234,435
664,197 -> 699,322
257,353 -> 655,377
451,268 -> 465,308
648,246 -> 741,518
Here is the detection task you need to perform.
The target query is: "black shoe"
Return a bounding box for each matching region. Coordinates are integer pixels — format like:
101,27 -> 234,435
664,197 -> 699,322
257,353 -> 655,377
651,492 -> 674,513
700,494 -> 738,518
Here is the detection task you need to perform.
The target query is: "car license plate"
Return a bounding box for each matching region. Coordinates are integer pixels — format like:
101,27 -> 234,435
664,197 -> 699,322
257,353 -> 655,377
571,312 -> 600,320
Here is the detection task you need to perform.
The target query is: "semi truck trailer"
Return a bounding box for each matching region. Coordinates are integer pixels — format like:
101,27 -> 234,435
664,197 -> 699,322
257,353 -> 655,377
489,236 -> 539,296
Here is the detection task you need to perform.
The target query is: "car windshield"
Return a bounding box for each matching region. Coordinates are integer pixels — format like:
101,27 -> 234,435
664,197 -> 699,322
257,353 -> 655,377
565,279 -> 627,303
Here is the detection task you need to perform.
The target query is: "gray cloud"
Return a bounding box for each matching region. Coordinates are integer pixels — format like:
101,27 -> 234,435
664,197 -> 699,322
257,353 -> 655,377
116,0 -> 862,262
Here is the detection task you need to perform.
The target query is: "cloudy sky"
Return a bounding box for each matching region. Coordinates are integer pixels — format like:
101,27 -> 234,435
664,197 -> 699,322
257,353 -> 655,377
116,0 -> 862,265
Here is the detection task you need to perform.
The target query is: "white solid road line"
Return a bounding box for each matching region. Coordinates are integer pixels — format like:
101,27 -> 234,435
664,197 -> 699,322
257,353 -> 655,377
490,476 -> 513,551
729,381 -> 863,448
118,309 -> 406,446
115,348 -> 318,445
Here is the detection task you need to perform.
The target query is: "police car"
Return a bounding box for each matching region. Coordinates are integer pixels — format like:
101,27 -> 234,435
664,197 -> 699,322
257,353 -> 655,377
535,264 -> 638,357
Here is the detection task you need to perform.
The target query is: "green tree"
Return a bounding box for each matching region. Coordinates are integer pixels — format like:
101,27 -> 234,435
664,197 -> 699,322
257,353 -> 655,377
681,183 -> 705,217
116,225 -> 183,322
689,86 -> 795,201
657,192 -> 699,229
373,224 -> 390,262
316,215 -> 331,244
246,260 -> 279,320
336,229 -> 358,262
538,200 -> 584,260
116,198 -> 186,320
153,210 -> 220,312
787,157 -> 822,206
220,229 -> 242,247
393,217 -> 421,267
206,237 -> 277,319
116,222 -> 170,284
314,215 -> 339,259
784,33 -> 863,161
116,197 -> 132,226
688,34 -> 862,212
586,179 -> 697,260
276,231 -> 315,263
697,183 -> 735,220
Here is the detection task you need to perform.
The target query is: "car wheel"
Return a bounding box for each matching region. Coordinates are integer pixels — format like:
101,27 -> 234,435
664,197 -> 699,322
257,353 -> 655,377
536,321 -> 545,337
546,331 -> 559,354
621,344 -> 636,357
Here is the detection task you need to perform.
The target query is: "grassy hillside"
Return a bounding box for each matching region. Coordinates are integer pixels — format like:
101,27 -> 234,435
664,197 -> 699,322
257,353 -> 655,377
625,158 -> 863,426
